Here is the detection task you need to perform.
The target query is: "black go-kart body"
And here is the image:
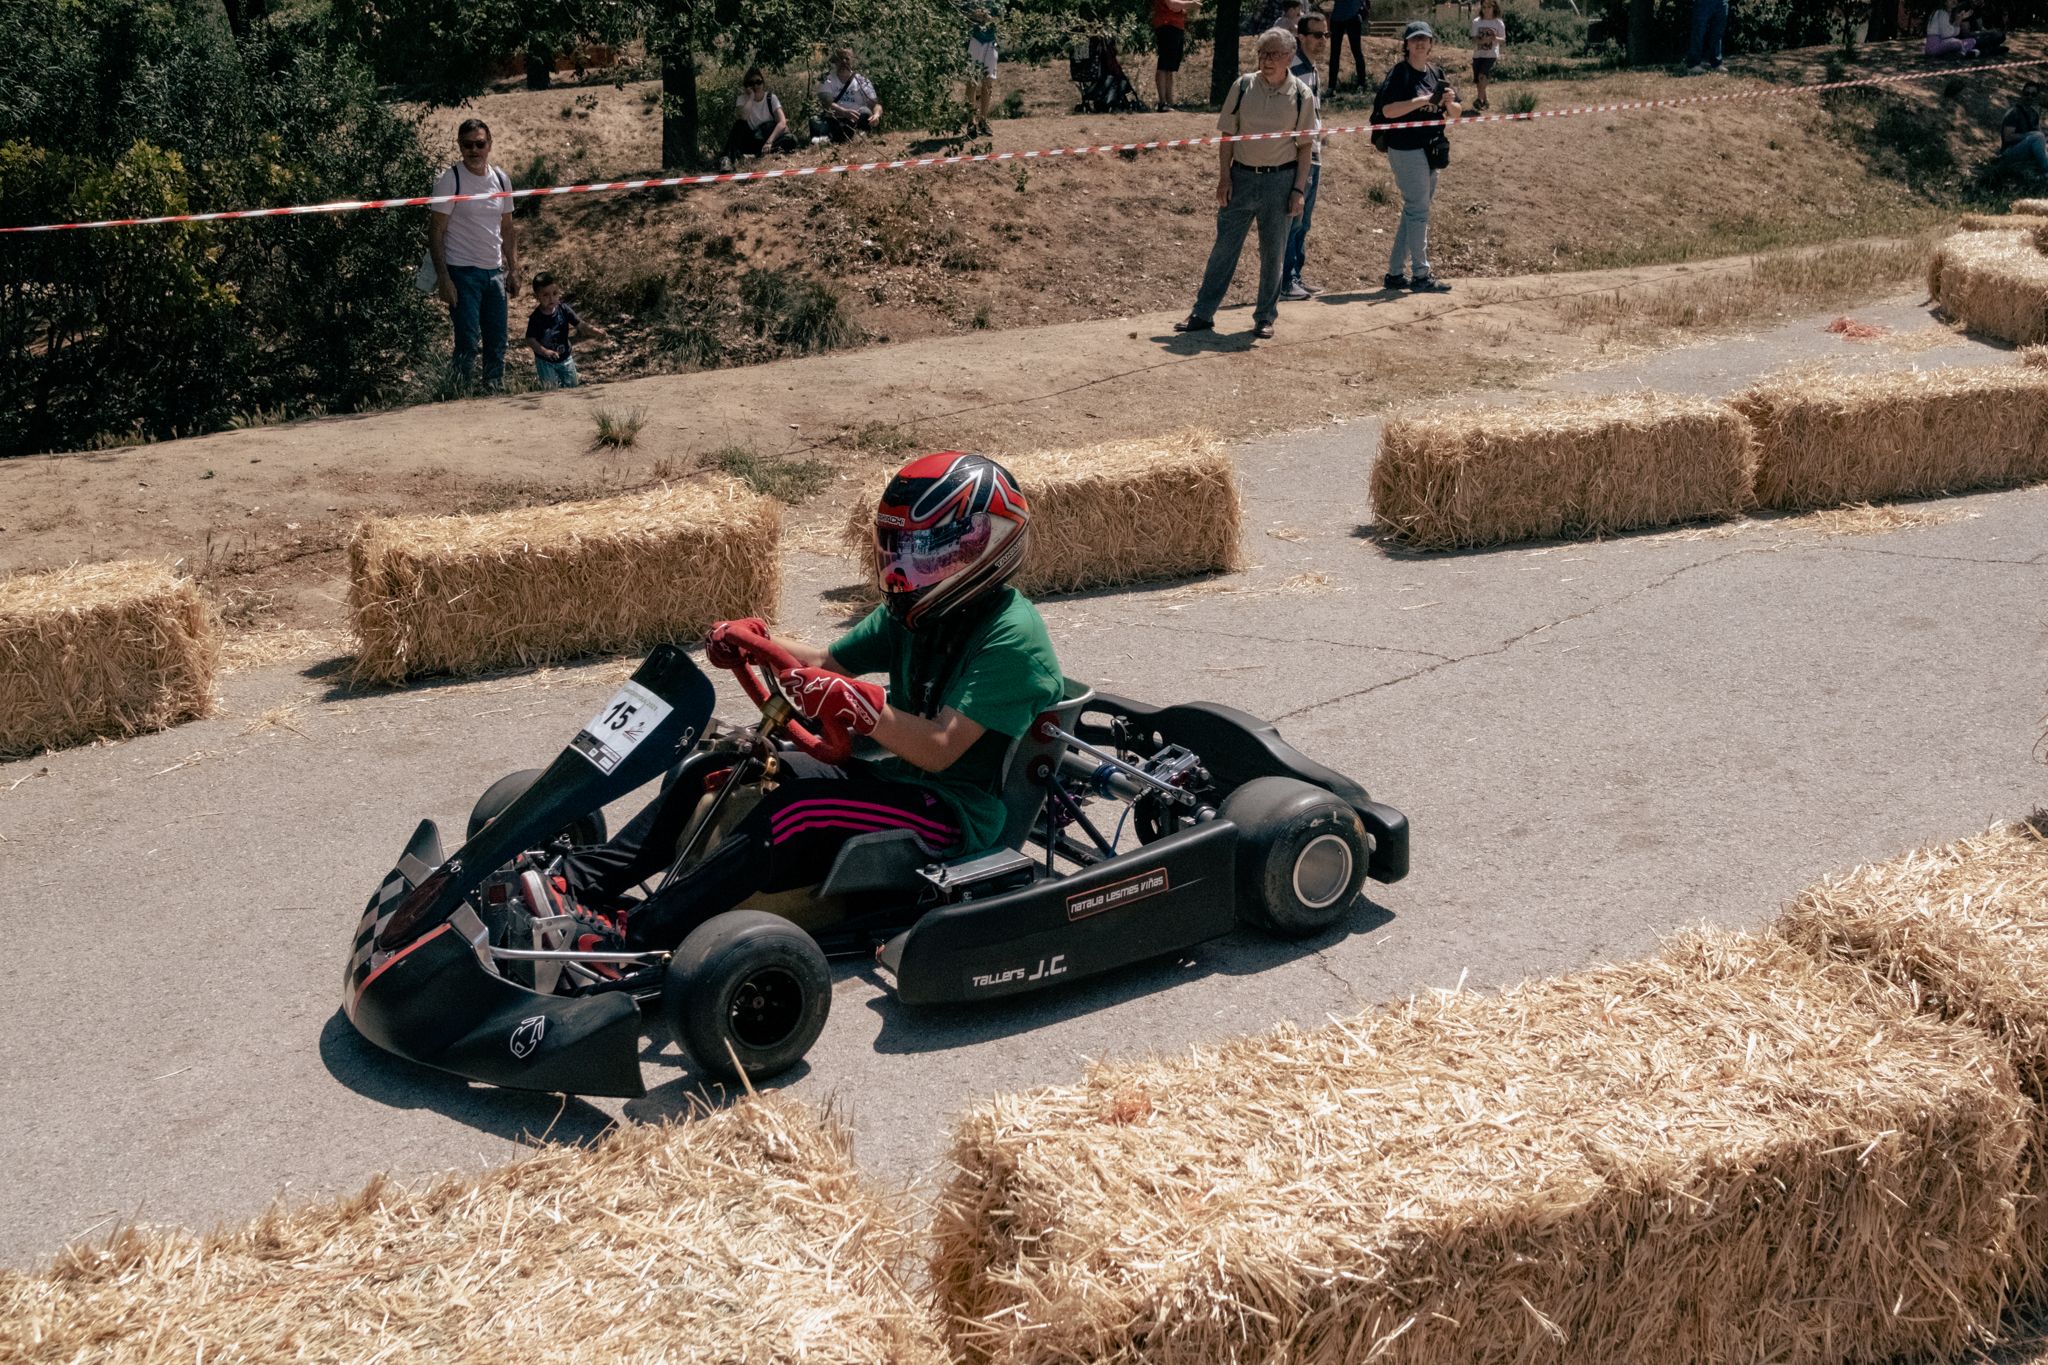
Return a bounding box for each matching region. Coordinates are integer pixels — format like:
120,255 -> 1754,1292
344,644 -> 1408,1098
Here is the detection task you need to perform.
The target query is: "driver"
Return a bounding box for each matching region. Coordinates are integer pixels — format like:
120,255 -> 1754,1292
562,452 -> 1064,951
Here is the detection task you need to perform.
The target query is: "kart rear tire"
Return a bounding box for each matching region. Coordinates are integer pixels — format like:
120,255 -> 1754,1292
663,911 -> 831,1085
1222,776 -> 1369,939
466,768 -> 608,848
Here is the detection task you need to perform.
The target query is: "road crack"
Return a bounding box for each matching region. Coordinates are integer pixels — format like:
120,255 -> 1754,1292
1273,546 -> 1758,723
1827,543 -> 2048,569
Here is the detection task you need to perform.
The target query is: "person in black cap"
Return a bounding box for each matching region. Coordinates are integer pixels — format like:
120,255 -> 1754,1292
1371,21 -> 1459,293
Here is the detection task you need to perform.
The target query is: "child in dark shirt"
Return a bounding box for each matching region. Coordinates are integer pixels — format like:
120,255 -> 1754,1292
524,272 -> 607,389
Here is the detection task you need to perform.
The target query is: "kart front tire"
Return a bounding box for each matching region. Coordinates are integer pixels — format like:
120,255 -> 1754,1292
466,768 -> 608,848
1222,776 -> 1369,938
662,911 -> 831,1085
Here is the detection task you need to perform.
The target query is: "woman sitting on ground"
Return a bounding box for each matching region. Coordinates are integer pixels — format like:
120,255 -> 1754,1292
721,68 -> 799,169
1926,6 -> 1979,57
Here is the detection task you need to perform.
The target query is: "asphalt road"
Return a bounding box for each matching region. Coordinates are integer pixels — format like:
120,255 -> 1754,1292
4,297 -> 2045,1265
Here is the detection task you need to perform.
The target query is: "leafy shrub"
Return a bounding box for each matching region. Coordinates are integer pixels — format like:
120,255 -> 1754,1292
0,0 -> 439,455
1595,0 -> 1830,61
1502,3 -> 1589,49
713,444 -> 832,502
739,268 -> 861,353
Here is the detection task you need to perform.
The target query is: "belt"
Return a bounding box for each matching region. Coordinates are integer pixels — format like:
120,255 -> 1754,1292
1236,162 -> 1298,174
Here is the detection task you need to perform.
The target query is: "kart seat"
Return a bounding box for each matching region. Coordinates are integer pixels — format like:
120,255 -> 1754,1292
820,677 -> 1095,898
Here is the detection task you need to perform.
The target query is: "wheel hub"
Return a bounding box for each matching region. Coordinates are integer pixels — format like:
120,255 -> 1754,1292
727,966 -> 805,1050
1292,833 -> 1355,910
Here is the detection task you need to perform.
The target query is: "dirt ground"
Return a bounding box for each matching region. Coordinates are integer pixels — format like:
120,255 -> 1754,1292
409,35 -> 1997,388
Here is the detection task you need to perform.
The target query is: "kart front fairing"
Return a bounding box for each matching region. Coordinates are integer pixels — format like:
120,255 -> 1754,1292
342,645 -> 717,1099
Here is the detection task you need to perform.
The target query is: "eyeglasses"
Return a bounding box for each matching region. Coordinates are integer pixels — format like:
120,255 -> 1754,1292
1300,27 -> 1328,36
460,139 -> 488,150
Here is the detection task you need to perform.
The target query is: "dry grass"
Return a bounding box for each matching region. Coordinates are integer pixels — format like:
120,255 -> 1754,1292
1785,500 -> 1965,536
1,1099 -> 947,1365
841,434 -> 1244,596
1928,229 -> 2048,345
1369,392 -> 1754,550
0,561 -> 221,758
929,927 -> 2029,1365
1960,213 -> 2048,232
1558,237 -> 1932,333
1777,816 -> 2048,1302
347,478 -> 781,685
1732,362 -> 2048,510
2014,199 -> 2048,216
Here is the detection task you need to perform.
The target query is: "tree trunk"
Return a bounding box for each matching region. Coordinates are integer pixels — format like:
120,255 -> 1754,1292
524,48 -> 553,89
1626,0 -> 1656,62
661,41 -> 698,169
1867,0 -> 1897,41
1210,0 -> 1243,104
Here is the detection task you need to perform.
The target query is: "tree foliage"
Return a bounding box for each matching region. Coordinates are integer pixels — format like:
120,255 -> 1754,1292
0,0 -> 439,454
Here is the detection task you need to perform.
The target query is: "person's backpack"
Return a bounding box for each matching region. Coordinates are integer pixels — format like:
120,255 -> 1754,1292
414,163 -> 511,292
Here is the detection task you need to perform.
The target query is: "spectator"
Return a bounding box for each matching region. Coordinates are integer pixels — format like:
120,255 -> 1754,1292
1999,81 -> 2048,176
1174,30 -> 1316,339
524,271 -> 607,389
1329,0 -> 1370,90
1926,5 -> 1978,55
1684,0 -> 1728,72
811,48 -> 884,143
1372,22 -> 1459,292
1283,17 -> 1329,300
428,118 -> 519,392
966,3 -> 1001,136
1957,3 -> 2007,54
1276,0 -> 1303,31
721,68 -> 799,170
1470,0 -> 1505,111
1152,0 -> 1198,112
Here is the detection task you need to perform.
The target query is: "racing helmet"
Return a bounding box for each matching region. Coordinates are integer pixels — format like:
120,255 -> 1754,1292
873,451 -> 1030,628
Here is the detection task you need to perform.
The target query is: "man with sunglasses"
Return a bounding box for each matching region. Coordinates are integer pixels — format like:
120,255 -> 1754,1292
1282,19 -> 1328,300
428,119 -> 519,393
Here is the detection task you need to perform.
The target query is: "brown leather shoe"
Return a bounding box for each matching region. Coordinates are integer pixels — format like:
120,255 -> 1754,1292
1252,320 -> 1275,339
1173,315 -> 1214,333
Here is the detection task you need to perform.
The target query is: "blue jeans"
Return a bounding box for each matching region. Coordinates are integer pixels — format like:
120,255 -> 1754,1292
535,356 -> 580,389
2003,131 -> 2048,176
1386,147 -> 1436,279
448,264 -> 508,390
1686,0 -> 1727,67
1191,163 -> 1296,327
1285,160 -> 1321,286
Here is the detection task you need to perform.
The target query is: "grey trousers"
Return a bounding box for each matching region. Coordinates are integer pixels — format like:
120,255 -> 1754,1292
1386,146 -> 1437,279
1191,163 -> 1295,327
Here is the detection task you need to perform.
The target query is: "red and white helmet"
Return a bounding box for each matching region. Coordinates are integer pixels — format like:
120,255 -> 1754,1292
873,452 -> 1030,628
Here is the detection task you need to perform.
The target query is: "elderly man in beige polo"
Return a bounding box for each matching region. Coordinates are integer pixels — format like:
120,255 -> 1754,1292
1174,29 -> 1315,341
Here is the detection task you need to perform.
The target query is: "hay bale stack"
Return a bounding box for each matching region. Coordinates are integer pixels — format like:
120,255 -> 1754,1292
841,434 -> 1244,595
1732,363 -> 2048,510
1777,816 -> 2048,1296
2015,198 -> 2048,215
2,1098 -> 947,1364
930,929 -> 2030,1365
1959,212 -> 2048,231
0,561 -> 221,758
1368,393 -> 1754,550
1928,228 -> 2048,344
348,479 -> 781,684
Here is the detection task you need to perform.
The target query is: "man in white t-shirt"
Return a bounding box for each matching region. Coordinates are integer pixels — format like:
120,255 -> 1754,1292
811,48 -> 884,143
428,118 -> 520,391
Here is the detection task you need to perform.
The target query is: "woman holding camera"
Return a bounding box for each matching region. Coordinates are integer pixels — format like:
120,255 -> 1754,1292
1372,21 -> 1459,293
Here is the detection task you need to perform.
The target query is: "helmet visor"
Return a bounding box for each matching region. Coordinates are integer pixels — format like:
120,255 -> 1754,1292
876,517 -> 991,594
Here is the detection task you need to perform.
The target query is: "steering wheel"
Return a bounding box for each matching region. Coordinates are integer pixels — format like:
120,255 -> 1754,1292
715,621 -> 855,765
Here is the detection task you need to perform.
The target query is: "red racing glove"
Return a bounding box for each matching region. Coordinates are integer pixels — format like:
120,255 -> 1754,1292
779,666 -> 886,738
705,617 -> 768,671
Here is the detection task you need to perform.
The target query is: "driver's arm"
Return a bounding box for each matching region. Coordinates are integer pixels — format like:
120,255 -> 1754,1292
871,705 -> 985,773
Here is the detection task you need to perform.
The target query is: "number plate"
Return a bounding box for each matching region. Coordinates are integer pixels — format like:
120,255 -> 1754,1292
570,680 -> 673,774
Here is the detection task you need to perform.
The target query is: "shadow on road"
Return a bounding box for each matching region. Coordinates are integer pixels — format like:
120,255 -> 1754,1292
318,1008 -> 616,1145
861,897 -> 1395,1055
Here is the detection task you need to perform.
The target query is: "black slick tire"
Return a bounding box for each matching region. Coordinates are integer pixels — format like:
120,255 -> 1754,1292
467,767 -> 608,848
1221,776 -> 1369,938
662,911 -> 831,1085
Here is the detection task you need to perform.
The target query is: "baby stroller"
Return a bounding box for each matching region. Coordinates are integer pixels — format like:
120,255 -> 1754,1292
1070,36 -> 1144,113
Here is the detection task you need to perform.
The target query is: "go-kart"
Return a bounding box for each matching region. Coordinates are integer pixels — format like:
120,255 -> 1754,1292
343,627 -> 1409,1098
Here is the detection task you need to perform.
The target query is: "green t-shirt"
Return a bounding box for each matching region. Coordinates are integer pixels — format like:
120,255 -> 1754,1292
829,587 -> 1063,855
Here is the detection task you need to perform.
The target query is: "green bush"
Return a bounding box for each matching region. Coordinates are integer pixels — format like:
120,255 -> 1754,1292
0,0 -> 439,455
1502,3 -> 1589,49
1594,0 -> 1831,61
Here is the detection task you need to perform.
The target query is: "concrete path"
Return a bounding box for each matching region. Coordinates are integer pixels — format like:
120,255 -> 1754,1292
4,294 -> 2044,1265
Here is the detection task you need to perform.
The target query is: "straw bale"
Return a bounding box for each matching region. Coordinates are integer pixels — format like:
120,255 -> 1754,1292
1732,362 -> 2048,510
0,561 -> 220,758
1777,816 -> 2048,1297
929,928 -> 2030,1365
347,479 -> 781,684
1960,212 -> 2048,232
2015,198 -> 2048,216
1368,392 -> 1754,550
840,434 -> 1244,595
2,1097 -> 946,1364
1928,229 -> 2048,345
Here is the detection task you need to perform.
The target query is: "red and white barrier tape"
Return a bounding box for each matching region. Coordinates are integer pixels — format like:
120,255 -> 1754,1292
5,55 -> 2041,234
